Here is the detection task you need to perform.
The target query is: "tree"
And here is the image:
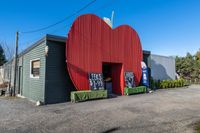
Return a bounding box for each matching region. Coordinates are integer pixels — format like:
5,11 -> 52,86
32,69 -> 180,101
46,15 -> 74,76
0,44 -> 6,66
194,49 -> 200,80
176,50 -> 200,83
0,41 -> 14,61
0,42 -> 13,95
195,49 -> 200,61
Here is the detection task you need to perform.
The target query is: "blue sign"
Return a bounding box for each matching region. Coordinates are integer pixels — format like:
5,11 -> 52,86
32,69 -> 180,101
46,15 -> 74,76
142,68 -> 149,87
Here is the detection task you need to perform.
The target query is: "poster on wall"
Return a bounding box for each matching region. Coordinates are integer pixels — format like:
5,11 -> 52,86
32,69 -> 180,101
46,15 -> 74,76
142,68 -> 149,87
124,72 -> 135,88
141,61 -> 149,87
88,73 -> 104,90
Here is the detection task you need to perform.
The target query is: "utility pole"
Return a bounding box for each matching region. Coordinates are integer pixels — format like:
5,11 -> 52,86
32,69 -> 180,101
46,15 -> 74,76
13,31 -> 19,96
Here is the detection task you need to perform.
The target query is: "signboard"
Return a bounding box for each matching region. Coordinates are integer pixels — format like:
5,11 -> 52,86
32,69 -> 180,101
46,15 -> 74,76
141,61 -> 149,87
142,68 -> 149,87
124,72 -> 135,88
88,73 -> 104,90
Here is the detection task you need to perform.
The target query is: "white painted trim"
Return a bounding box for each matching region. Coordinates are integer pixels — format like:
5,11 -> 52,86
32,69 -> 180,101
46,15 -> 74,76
17,94 -> 25,98
30,58 -> 40,79
17,95 -> 39,105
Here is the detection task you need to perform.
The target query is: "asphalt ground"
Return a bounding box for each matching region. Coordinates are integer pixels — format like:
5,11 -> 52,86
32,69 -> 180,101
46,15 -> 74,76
0,85 -> 200,133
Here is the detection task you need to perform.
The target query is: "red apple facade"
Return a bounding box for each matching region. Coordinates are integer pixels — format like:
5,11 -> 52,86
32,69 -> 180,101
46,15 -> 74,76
66,14 -> 143,95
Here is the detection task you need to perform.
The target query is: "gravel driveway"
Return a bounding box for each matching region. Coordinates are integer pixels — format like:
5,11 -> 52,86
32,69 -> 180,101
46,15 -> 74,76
0,85 -> 200,133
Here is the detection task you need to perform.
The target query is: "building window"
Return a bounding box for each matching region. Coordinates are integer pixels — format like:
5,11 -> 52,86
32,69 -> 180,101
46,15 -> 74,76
30,59 -> 40,78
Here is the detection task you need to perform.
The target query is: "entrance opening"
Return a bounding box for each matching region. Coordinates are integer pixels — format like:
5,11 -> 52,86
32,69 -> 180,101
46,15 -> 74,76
102,63 -> 112,94
102,62 -> 123,95
18,66 -> 22,95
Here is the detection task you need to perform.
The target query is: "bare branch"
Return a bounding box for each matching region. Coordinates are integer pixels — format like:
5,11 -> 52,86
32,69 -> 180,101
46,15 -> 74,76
0,41 -> 15,61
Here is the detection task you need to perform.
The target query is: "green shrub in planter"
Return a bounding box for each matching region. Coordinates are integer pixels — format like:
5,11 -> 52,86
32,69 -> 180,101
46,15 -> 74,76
124,86 -> 147,95
150,79 -> 155,89
170,80 -> 175,88
71,90 -> 107,102
179,79 -> 185,86
170,80 -> 174,88
160,80 -> 169,89
154,79 -> 186,89
157,80 -> 161,89
174,80 -> 178,87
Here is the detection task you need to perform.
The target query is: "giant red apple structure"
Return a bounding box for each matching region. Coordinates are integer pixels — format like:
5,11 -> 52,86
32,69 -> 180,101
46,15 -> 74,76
66,14 -> 143,95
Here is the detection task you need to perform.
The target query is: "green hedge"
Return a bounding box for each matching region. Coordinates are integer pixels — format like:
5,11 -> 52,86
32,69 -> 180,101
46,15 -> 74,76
71,90 -> 107,102
124,86 -> 147,95
150,79 -> 186,89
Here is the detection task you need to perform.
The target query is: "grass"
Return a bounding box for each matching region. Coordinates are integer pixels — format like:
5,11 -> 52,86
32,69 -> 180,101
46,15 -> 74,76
194,121 -> 200,133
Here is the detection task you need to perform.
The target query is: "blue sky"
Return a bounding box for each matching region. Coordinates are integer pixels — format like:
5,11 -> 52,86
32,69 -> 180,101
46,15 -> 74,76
0,0 -> 199,56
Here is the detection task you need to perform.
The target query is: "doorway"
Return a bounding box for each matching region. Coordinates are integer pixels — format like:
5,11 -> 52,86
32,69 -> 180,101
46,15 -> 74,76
102,63 -> 124,95
18,66 -> 22,95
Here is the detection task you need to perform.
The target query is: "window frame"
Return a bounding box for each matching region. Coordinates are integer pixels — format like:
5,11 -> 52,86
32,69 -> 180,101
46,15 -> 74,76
30,58 -> 40,79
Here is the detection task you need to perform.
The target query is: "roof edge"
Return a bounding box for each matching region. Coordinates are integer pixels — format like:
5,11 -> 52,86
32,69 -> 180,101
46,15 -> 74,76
46,34 -> 66,43
18,36 -> 46,57
18,34 -> 66,58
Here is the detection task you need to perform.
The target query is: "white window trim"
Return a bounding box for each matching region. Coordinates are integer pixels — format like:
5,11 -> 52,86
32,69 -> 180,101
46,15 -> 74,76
30,58 -> 40,79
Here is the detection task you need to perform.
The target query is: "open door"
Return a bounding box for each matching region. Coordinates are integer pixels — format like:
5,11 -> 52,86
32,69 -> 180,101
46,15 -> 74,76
102,63 -> 124,95
102,63 -> 112,94
111,63 -> 124,95
18,66 -> 23,95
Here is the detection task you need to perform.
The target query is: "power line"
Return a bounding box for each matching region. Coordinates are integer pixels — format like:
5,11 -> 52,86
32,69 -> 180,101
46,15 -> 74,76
20,0 -> 116,46
20,0 -> 97,34
48,0 -> 115,35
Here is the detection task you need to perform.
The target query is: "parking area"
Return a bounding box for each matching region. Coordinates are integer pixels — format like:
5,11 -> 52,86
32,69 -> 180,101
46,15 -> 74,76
0,85 -> 200,133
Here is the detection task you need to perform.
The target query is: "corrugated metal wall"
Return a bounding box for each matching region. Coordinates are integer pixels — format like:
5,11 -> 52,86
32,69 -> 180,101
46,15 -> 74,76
66,14 -> 143,94
151,54 -> 176,80
45,40 -> 75,104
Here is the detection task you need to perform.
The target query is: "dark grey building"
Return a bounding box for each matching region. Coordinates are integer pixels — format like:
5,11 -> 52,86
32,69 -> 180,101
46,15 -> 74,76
2,34 -> 75,104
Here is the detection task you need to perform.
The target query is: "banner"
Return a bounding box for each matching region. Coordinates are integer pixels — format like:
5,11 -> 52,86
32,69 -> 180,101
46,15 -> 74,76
141,61 -> 149,87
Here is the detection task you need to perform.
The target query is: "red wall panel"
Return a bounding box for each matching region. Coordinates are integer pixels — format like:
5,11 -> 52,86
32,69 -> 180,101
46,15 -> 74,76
111,63 -> 124,95
66,14 -> 143,95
